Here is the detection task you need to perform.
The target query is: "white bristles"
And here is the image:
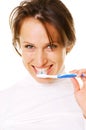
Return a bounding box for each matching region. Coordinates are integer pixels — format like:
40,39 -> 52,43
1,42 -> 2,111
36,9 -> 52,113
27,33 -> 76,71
36,74 -> 47,78
36,74 -> 57,78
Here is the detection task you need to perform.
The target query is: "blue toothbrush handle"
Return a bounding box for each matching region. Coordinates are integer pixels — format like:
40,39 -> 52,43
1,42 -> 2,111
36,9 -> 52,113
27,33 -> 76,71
57,73 -> 77,78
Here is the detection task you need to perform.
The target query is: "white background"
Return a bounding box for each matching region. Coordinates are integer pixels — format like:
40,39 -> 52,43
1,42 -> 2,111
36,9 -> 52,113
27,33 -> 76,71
0,0 -> 86,91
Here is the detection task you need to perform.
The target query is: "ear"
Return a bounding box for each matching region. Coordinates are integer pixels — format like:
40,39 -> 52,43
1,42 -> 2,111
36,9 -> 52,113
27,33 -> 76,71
66,44 -> 74,54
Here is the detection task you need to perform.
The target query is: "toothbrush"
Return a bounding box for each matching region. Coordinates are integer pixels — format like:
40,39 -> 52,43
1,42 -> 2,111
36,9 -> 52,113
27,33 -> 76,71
36,73 -> 84,79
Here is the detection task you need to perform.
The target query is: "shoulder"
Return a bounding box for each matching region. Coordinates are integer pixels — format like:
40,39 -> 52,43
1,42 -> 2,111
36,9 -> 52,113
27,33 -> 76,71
0,76 -> 31,110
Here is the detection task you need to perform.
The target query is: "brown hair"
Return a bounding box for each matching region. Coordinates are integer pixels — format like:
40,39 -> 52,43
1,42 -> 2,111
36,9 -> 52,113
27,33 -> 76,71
9,0 -> 76,55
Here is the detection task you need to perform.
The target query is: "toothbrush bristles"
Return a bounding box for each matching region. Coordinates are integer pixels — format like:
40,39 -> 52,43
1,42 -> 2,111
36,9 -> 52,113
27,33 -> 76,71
37,74 -> 47,78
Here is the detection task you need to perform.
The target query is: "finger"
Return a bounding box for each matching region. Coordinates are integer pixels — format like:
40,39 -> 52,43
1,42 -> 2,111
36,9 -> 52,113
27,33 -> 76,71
70,69 -> 86,77
71,78 -> 80,92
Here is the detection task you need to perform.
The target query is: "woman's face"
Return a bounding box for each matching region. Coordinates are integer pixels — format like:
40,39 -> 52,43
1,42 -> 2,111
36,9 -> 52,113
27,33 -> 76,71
19,17 -> 68,83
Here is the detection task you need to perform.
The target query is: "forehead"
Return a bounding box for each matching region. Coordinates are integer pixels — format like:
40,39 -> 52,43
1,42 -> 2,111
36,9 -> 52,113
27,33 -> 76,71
20,17 -> 61,43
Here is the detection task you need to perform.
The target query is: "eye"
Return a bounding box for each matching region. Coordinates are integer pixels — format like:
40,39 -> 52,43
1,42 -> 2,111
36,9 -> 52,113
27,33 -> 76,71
47,43 -> 58,49
25,44 -> 34,49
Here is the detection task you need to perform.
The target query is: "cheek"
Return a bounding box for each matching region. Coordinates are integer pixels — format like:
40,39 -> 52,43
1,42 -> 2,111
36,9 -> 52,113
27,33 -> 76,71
59,50 -> 66,65
54,49 -> 66,63
21,52 -> 33,64
62,49 -> 66,59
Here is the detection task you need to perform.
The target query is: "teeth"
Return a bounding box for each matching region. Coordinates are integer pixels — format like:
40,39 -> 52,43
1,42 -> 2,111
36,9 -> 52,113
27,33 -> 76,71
35,68 -> 47,74
39,69 -> 47,74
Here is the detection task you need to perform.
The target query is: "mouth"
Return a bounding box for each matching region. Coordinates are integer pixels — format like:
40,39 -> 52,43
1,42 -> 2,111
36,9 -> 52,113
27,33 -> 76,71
32,65 -> 53,75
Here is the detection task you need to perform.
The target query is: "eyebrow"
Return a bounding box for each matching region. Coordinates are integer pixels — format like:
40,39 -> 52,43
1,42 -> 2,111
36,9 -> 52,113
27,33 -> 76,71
23,41 -> 33,44
22,41 -> 52,45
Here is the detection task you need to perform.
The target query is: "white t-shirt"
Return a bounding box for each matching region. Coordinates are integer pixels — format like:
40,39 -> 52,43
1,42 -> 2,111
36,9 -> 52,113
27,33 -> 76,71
0,74 -> 86,130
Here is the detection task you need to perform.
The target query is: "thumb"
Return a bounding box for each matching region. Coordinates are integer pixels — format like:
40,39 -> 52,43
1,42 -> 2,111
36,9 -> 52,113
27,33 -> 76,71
71,78 -> 80,92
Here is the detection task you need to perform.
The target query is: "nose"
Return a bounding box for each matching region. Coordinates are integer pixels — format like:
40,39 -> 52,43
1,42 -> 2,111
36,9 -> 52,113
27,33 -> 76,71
35,50 -> 47,67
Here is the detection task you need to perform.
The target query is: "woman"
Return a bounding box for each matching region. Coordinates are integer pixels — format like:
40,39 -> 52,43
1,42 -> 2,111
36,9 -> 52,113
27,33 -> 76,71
0,0 -> 86,129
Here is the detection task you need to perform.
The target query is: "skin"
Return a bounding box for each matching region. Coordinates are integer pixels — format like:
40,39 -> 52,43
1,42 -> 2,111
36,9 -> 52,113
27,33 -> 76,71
70,69 -> 86,117
19,17 -> 86,116
19,17 -> 69,83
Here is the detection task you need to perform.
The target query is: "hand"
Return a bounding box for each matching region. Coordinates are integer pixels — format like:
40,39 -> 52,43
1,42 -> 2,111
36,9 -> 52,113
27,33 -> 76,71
70,69 -> 86,118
